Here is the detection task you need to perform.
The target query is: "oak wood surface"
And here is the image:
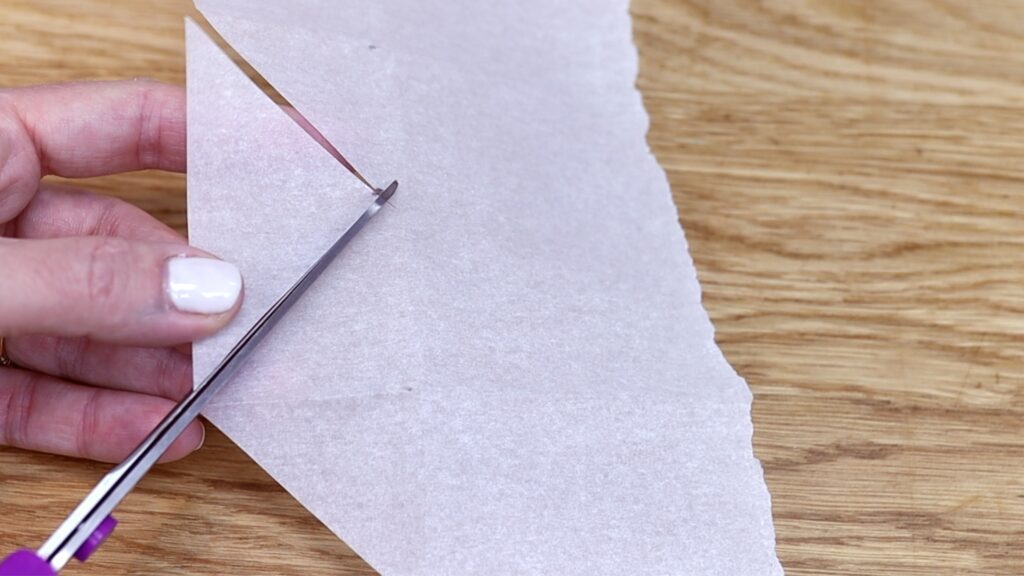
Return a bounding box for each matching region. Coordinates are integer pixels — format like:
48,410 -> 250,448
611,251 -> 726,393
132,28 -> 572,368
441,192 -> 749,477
2,1 -> 1023,574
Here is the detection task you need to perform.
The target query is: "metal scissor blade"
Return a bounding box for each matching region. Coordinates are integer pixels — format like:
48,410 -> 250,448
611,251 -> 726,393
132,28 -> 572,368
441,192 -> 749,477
36,181 -> 398,571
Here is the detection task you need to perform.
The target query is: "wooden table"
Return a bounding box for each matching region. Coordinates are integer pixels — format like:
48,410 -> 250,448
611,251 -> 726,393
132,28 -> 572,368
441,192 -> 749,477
2,1 -> 1023,574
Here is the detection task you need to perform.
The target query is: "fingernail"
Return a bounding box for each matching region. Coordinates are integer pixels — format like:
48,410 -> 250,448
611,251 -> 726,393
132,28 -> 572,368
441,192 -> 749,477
192,423 -> 206,453
166,257 -> 242,314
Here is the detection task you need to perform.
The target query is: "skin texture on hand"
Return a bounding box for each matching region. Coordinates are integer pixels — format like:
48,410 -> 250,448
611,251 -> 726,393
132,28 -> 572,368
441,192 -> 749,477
0,80 -> 241,463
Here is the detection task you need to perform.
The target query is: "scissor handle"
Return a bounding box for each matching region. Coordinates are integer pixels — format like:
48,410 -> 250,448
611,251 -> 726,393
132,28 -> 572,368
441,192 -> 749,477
0,550 -> 55,575
0,515 -> 116,575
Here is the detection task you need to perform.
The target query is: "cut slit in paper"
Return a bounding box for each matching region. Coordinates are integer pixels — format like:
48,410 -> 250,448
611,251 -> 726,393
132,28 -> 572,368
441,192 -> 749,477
186,1 -> 783,574
193,20 -> 376,190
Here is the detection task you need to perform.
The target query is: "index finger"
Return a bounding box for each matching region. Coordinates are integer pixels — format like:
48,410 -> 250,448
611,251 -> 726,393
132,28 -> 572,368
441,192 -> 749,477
0,80 -> 185,219
4,80 -> 186,176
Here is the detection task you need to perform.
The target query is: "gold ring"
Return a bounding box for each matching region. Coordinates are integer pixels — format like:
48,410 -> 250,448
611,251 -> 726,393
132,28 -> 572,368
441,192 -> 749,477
0,337 -> 12,368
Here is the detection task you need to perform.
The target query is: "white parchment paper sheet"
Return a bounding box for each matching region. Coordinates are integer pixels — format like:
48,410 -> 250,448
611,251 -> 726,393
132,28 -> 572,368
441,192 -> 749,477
187,2 -> 782,573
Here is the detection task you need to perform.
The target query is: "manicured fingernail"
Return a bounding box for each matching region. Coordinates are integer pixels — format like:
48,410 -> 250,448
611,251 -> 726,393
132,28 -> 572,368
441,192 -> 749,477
192,423 -> 206,453
166,257 -> 242,314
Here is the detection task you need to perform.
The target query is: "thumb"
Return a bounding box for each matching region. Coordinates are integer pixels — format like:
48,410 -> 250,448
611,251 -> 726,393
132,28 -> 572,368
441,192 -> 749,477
0,236 -> 243,346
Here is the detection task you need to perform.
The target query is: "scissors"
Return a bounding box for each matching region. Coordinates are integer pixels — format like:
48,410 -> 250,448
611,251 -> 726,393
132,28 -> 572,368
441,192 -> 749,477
0,181 -> 398,575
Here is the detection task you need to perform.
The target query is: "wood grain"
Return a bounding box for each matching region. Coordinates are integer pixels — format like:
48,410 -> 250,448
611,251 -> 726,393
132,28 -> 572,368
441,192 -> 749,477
1,1 -> 1023,574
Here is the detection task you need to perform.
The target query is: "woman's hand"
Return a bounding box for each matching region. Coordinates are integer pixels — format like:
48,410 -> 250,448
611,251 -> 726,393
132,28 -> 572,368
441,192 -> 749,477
0,80 -> 242,463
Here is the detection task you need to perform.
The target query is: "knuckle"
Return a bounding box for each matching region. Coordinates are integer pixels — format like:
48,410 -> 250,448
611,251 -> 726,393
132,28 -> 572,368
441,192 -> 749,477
134,82 -> 162,168
82,237 -> 133,311
55,337 -> 90,381
90,195 -> 127,238
0,372 -> 40,448
0,97 -> 40,219
155,350 -> 190,400
76,388 -> 101,461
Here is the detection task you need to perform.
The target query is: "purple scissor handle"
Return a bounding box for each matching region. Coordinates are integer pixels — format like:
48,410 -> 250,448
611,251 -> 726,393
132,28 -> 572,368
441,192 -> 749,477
0,183 -> 397,573
0,550 -> 55,576
0,516 -> 116,575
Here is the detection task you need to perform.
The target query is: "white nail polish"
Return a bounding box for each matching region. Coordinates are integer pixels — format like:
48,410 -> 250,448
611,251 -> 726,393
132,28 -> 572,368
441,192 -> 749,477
166,257 -> 242,315
192,424 -> 207,453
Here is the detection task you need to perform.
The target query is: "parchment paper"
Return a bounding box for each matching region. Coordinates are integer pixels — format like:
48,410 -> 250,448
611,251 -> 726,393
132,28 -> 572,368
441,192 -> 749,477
187,2 -> 782,573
